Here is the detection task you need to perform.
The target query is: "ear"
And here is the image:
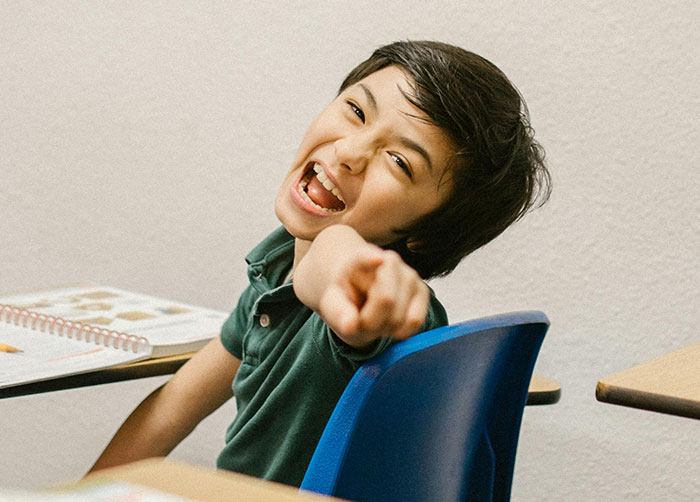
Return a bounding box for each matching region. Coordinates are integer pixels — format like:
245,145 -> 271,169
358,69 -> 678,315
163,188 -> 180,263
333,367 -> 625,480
405,237 -> 421,252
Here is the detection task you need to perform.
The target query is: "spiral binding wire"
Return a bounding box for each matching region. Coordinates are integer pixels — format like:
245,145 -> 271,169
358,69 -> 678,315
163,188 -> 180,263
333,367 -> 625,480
0,304 -> 147,352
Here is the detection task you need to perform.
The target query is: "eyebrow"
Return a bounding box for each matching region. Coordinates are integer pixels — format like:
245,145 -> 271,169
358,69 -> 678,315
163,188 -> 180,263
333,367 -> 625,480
358,83 -> 434,173
358,83 -> 378,112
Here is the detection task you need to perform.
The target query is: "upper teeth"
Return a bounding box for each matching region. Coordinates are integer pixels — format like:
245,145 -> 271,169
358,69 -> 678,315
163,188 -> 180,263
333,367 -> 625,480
313,163 -> 344,202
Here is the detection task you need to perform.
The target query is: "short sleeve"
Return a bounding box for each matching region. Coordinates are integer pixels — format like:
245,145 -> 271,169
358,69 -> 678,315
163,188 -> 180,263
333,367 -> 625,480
422,288 -> 449,331
220,284 -> 258,359
327,325 -> 395,363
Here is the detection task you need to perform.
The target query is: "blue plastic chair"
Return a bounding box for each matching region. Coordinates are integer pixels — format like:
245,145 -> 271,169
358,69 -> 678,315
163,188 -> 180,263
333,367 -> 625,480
300,311 -> 549,502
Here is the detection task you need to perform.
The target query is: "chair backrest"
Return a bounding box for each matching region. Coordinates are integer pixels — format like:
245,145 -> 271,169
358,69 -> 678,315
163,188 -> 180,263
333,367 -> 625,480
300,311 -> 549,502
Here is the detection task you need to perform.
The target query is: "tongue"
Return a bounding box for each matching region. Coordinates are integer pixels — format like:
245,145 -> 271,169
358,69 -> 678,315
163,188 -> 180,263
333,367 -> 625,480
305,175 -> 345,210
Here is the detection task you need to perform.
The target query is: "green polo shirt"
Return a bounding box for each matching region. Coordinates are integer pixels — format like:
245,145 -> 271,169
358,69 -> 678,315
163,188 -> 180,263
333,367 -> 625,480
216,227 -> 448,487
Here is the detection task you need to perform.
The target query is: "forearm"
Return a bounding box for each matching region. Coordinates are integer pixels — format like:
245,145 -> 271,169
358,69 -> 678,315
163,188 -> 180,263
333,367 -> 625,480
293,225 -> 369,312
88,384 -> 190,472
88,337 -> 239,474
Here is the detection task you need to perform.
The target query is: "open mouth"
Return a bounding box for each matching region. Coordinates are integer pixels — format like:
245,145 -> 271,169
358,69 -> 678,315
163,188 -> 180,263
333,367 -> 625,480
298,163 -> 346,212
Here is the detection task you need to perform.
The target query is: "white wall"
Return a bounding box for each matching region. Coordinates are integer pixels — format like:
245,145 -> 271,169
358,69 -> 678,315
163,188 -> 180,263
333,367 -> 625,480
1,1 -> 699,499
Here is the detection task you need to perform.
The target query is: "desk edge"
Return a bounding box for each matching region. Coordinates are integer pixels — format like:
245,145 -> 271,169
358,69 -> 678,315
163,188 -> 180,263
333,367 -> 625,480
596,381 -> 700,420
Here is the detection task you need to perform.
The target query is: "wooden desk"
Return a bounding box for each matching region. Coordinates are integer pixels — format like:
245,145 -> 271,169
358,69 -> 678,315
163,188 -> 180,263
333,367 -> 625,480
64,458 -> 342,501
596,342 -> 700,420
527,375 -> 561,405
1,353 -> 561,405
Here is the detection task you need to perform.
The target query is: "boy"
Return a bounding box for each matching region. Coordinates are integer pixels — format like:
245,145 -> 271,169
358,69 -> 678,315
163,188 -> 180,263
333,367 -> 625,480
88,40 -> 550,486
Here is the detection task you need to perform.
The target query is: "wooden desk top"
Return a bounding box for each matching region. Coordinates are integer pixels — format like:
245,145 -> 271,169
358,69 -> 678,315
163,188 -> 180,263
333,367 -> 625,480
2,353 -> 561,405
596,341 -> 700,420
71,458 -> 342,501
527,375 -> 561,405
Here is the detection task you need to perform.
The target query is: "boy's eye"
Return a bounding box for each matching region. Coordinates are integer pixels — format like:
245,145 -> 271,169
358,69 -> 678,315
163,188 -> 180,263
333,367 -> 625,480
347,101 -> 365,123
390,153 -> 413,179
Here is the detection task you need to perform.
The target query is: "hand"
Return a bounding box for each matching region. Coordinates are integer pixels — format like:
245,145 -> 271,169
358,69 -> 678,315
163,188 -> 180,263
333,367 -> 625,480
293,225 -> 430,349
320,248 -> 430,346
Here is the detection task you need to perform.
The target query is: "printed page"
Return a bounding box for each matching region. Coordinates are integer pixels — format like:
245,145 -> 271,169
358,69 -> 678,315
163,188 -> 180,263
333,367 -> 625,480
0,480 -> 194,501
0,323 -> 145,389
0,285 -> 228,356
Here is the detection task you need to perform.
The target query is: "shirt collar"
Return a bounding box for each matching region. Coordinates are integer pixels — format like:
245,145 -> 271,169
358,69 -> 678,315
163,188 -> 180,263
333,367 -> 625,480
245,227 -> 296,297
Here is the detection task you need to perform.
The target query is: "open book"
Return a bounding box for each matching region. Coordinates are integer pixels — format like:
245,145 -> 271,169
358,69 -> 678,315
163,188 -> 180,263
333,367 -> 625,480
0,285 -> 227,390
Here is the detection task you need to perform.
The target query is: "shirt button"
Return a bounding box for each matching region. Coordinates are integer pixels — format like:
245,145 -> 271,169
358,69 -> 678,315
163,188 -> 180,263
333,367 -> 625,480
259,314 -> 271,328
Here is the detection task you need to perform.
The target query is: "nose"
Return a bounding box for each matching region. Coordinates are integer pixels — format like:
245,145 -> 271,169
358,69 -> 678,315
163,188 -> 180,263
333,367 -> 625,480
333,132 -> 372,174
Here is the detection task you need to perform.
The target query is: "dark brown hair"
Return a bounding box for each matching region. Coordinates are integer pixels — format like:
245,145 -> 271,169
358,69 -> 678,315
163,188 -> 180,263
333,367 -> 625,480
340,40 -> 551,279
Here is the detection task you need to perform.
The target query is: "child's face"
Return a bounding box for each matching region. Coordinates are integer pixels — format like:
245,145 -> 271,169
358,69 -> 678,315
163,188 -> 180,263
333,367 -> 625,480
275,65 -> 455,246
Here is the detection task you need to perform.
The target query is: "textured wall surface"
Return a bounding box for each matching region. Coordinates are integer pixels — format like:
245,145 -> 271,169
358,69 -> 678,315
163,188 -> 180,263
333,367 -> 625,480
1,1 -> 699,499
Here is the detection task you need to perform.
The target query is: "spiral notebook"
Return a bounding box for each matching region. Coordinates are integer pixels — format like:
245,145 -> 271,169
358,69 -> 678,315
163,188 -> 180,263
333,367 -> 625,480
0,284 -> 228,390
